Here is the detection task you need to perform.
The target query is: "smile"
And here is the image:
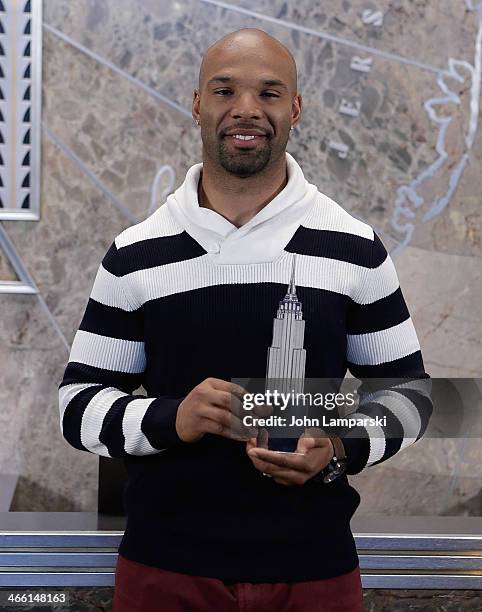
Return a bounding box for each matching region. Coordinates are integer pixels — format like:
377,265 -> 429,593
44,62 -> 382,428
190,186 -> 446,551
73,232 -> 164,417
224,134 -> 266,148
231,134 -> 258,140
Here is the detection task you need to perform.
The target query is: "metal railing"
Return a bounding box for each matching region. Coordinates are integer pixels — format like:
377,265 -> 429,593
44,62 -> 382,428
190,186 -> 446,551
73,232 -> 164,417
0,514 -> 481,589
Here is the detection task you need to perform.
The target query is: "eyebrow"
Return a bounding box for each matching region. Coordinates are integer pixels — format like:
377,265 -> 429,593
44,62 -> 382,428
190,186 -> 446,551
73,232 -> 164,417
206,75 -> 289,91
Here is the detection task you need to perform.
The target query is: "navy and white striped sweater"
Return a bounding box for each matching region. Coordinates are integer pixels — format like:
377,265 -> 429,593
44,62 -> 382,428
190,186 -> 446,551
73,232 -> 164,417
59,153 -> 432,582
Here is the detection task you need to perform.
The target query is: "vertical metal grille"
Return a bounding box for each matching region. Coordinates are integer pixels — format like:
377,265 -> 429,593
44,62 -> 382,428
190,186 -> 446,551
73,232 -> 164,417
0,0 -> 41,219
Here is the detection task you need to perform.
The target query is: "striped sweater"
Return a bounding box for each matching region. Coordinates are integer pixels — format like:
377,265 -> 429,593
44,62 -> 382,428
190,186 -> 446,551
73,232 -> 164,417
58,152 -> 432,582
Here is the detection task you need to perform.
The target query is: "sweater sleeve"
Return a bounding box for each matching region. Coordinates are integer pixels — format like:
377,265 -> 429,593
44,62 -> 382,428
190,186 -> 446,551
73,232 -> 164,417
58,240 -> 186,458
340,232 -> 433,475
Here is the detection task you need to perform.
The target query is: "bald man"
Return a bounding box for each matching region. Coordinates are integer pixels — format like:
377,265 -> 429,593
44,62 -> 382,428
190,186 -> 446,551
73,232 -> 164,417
194,28 -> 300,221
61,26 -> 432,612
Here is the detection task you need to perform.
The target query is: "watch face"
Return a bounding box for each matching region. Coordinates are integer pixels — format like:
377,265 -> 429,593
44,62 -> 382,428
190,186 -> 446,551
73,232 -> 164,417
323,471 -> 339,483
323,459 -> 347,483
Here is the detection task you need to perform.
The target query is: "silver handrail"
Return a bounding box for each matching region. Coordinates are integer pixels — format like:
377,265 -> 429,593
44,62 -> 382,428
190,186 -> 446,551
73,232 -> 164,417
0,514 -> 481,588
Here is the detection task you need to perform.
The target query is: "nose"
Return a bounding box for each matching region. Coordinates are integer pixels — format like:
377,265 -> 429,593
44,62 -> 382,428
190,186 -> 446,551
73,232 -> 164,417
230,91 -> 262,120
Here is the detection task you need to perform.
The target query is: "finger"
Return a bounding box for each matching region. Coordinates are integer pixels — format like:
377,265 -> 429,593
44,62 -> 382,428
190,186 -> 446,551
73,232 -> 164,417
248,453 -> 273,476
201,406 -> 257,438
304,427 -> 326,438
212,390 -> 249,422
247,447 -> 310,472
200,404 -> 234,425
296,430 -> 334,453
248,455 -> 307,485
211,390 -> 233,410
249,443 -> 331,481
295,435 -> 317,453
200,418 -> 227,437
272,469 -> 309,486
246,437 -> 257,452
273,477 -> 295,486
274,445 -> 332,474
209,378 -> 247,398
256,427 -> 269,449
253,403 -> 273,418
223,430 -> 253,442
199,418 -> 251,441
229,381 -> 249,398
248,453 -> 306,478
228,393 -> 246,417
296,435 -> 332,453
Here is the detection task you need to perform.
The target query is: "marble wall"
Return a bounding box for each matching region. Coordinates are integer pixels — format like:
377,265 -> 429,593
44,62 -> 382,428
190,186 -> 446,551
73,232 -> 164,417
0,0 -> 480,514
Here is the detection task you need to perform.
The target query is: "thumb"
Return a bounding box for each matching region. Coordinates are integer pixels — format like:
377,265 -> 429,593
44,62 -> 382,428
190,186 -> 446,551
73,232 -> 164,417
246,437 -> 257,452
296,434 -> 317,453
296,430 -> 333,453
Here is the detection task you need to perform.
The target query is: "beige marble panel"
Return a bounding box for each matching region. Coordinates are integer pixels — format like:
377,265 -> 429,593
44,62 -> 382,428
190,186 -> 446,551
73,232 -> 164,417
351,463 -> 481,516
42,28 -> 200,224
455,437 -> 482,479
395,245 -> 482,378
224,0 -> 478,68
45,0 -> 478,88
443,473 -> 482,516
406,113 -> 482,258
383,437 -> 464,478
0,246 -> 18,281
2,137 -> 132,344
351,242 -> 481,515
44,0 -> 194,98
0,293 -> 97,511
1,132 -> 149,510
0,298 -> 27,476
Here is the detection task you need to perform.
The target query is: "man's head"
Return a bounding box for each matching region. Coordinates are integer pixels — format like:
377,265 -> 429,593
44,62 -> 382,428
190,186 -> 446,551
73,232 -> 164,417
192,28 -> 302,177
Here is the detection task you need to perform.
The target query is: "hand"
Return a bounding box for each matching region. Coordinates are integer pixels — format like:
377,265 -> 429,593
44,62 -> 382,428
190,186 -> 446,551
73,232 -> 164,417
176,377 -> 257,443
246,429 -> 335,486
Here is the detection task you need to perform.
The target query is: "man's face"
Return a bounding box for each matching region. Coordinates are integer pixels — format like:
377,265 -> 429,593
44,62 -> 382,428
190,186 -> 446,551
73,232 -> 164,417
193,42 -> 301,177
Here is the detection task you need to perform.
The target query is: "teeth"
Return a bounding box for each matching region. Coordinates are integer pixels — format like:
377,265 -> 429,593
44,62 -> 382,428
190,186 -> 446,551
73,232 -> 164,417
233,134 -> 256,140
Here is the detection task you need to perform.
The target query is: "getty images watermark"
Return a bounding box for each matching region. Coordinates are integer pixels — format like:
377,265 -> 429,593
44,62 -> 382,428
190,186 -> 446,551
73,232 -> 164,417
241,390 -> 387,429
231,377 -> 482,440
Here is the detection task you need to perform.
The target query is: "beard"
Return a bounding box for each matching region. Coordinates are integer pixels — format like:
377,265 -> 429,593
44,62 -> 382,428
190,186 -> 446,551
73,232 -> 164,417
216,137 -> 272,177
201,126 -> 291,177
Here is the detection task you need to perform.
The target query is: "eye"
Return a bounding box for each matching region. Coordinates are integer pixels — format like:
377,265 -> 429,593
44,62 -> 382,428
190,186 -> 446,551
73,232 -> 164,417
214,89 -> 280,98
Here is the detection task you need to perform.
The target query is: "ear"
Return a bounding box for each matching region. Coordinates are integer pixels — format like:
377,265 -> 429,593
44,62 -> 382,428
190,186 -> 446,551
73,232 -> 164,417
192,88 -> 200,122
292,93 -> 302,128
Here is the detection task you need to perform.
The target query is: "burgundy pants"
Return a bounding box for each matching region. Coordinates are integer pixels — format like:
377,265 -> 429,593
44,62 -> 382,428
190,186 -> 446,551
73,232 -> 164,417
113,554 -> 364,612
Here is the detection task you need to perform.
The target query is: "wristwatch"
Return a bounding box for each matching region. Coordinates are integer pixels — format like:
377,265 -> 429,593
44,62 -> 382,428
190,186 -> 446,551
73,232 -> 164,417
312,435 -> 348,484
